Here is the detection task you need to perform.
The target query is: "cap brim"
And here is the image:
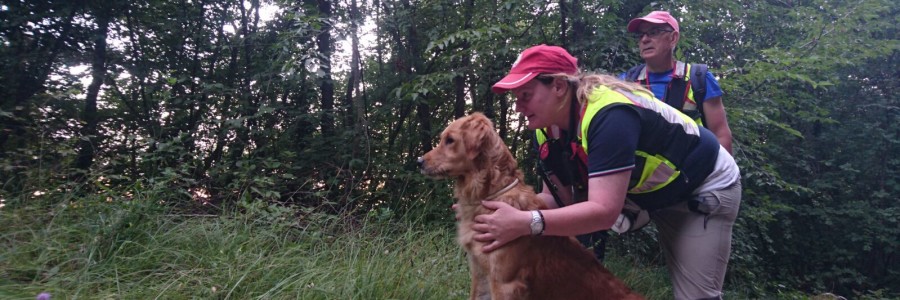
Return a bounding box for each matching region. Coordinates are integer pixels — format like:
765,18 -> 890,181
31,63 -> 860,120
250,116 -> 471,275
627,18 -> 667,32
491,72 -> 539,94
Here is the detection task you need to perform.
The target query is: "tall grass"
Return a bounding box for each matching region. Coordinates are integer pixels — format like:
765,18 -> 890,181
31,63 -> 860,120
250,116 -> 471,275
1,189 -> 678,299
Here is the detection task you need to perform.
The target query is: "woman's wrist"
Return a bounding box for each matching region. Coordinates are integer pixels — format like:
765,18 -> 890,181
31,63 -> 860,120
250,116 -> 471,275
528,210 -> 545,236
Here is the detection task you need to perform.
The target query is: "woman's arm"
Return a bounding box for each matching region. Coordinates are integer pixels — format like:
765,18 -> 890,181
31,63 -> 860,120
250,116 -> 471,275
472,171 -> 629,253
538,183 -> 559,209
541,171 -> 629,235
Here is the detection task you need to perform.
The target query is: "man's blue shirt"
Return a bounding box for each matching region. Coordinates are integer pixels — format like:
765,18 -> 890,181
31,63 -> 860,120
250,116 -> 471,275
618,70 -> 723,104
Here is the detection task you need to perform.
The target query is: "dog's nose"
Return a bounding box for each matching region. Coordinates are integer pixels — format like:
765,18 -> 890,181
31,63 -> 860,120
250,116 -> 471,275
416,157 -> 424,169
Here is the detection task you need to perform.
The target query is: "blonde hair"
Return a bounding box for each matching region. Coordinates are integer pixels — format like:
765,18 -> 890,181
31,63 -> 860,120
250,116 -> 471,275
539,72 -> 652,107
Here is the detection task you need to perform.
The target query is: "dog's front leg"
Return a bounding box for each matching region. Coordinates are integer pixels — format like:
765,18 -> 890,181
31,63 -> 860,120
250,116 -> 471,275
490,281 -> 528,300
488,249 -> 529,300
468,254 -> 491,300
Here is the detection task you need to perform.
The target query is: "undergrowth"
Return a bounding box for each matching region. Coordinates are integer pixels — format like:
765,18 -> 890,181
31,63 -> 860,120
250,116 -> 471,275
0,188 -> 745,299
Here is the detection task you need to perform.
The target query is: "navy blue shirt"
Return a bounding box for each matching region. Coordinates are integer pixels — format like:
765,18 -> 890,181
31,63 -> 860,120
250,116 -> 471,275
584,106 -> 719,205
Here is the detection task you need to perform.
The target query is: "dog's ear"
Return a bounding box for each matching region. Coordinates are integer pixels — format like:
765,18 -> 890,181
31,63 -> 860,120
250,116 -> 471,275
464,114 -> 497,161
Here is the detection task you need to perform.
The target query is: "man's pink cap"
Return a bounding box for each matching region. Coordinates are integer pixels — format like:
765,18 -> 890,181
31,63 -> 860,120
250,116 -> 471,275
627,11 -> 679,33
491,44 -> 578,94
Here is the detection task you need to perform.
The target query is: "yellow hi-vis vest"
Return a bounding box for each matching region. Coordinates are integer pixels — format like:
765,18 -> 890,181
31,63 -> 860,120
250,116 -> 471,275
536,86 -> 701,195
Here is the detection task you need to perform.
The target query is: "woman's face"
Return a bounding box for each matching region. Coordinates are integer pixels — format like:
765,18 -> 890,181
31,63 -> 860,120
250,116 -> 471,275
512,79 -> 566,130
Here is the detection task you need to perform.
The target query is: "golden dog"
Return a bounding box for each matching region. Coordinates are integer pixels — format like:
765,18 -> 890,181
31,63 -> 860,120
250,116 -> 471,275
419,113 -> 643,300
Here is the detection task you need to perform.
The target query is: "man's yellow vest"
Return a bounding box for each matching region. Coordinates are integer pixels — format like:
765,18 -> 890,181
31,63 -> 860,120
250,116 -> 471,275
625,61 -> 707,126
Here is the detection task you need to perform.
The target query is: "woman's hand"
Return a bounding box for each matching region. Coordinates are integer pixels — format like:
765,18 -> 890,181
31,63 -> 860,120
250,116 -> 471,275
451,203 -> 461,221
472,201 -> 532,253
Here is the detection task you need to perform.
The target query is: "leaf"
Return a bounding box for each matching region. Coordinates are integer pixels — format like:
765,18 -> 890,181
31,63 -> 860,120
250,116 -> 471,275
772,121 -> 804,138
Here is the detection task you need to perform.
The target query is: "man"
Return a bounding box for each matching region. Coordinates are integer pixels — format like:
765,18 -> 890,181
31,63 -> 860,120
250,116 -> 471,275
623,11 -> 734,154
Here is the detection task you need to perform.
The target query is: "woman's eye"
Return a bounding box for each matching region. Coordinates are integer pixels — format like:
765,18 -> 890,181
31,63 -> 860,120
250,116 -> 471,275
445,137 -> 455,144
522,93 -> 532,102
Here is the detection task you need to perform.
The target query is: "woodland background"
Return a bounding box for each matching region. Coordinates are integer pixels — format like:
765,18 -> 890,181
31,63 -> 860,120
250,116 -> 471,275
0,0 -> 898,298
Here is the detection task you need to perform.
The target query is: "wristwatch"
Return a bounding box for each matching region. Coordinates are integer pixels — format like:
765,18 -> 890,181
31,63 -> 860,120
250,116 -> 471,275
530,210 -> 545,236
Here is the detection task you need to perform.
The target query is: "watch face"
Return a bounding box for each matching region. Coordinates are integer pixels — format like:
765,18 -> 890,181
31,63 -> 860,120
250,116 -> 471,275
530,211 -> 543,234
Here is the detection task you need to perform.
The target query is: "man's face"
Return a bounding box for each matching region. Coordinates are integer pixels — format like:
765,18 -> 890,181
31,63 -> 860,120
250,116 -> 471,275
635,23 -> 678,62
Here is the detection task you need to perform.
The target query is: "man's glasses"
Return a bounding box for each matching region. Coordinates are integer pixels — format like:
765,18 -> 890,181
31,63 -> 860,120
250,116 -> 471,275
631,27 -> 674,39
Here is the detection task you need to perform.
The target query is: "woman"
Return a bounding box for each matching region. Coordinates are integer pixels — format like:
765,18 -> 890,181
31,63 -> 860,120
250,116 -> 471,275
475,44 -> 742,300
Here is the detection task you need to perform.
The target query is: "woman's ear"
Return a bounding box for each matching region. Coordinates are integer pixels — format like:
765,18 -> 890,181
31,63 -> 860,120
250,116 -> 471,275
552,77 -> 569,97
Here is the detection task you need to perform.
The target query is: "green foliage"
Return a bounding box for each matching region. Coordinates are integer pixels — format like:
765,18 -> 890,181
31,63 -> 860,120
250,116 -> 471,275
693,0 -> 900,297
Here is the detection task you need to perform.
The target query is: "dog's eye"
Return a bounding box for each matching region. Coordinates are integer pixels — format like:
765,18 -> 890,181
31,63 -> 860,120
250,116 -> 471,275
445,137 -> 455,145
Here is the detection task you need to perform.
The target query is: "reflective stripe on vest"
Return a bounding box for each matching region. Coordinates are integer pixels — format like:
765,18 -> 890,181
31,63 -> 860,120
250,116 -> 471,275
632,151 -> 680,193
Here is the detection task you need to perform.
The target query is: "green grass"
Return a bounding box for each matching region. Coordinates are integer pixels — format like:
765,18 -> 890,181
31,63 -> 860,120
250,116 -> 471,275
0,193 -> 701,299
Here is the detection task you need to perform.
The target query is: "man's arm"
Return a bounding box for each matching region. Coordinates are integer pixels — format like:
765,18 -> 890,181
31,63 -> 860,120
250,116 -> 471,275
702,96 -> 733,154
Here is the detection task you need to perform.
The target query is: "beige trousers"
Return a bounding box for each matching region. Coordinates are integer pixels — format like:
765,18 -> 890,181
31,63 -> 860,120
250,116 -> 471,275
652,180 -> 742,300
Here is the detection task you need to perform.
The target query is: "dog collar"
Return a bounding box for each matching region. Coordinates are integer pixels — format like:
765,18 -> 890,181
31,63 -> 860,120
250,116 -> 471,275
486,178 -> 519,199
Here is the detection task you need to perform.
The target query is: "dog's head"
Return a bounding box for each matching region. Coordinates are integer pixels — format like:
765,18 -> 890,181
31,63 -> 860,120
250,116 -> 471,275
418,113 -> 506,178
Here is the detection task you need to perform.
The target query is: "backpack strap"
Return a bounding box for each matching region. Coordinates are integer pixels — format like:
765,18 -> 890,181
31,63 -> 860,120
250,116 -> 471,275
689,63 -> 709,126
664,62 -> 691,111
624,64 -> 646,82
534,132 -> 567,209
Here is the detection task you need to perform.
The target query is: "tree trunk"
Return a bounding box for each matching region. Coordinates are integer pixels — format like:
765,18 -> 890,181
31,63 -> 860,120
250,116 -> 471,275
453,74 -> 466,119
416,103 -> 433,154
559,0 -> 568,47
479,85 -> 496,120
498,87 -> 509,140
344,0 -> 364,129
453,0 -> 476,119
397,0 -> 431,155
387,103 -> 412,149
570,0 -> 585,46
313,0 -> 335,137
73,9 -> 111,180
236,0 -> 261,150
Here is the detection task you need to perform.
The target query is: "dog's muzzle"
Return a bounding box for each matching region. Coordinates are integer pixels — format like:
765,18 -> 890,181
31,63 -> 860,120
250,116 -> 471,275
417,156 -> 444,176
